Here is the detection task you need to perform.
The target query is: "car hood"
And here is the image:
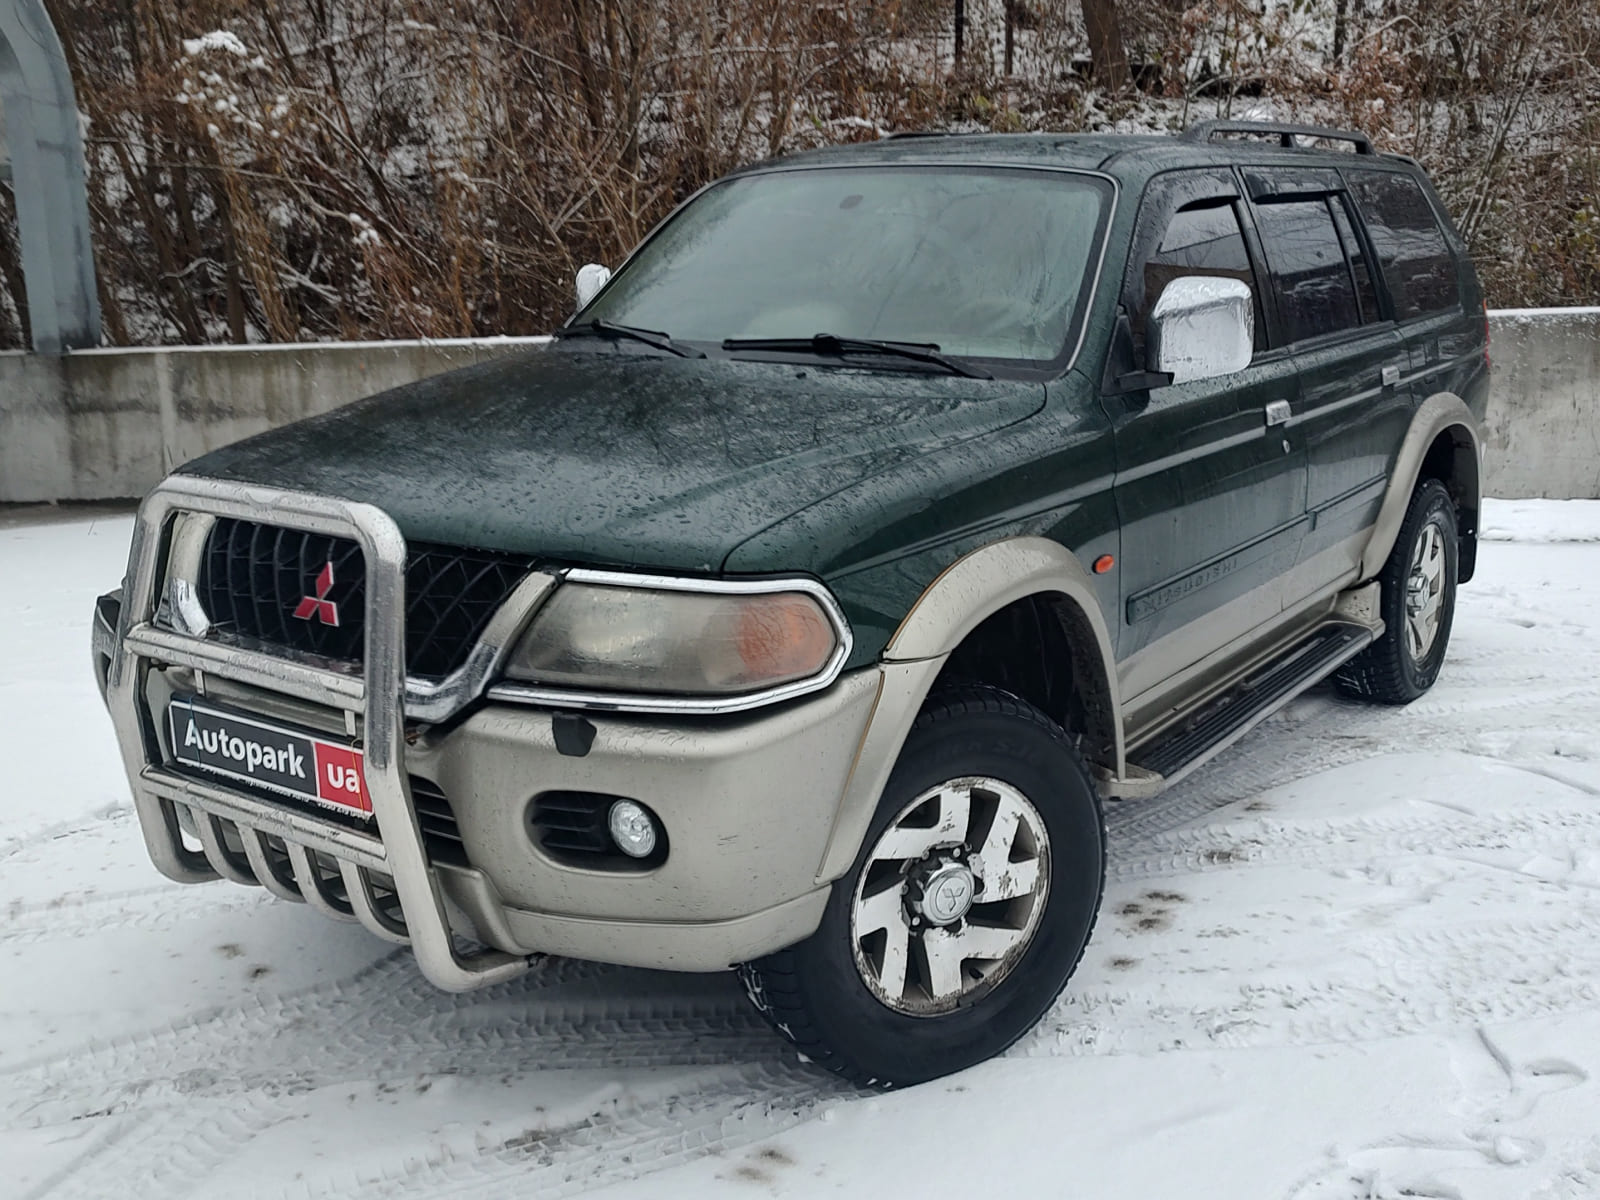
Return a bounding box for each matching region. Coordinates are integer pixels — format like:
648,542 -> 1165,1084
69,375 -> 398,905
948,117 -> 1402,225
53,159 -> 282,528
179,346 -> 1043,573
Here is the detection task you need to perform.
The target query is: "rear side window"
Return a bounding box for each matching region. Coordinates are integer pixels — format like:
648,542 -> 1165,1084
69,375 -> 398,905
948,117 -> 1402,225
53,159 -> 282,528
1347,171 -> 1459,319
1252,198 -> 1360,344
1139,200 -> 1267,350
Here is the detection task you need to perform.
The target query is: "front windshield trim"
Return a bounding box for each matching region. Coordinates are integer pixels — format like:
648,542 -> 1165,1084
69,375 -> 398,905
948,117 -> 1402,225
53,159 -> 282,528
566,161 -> 1121,380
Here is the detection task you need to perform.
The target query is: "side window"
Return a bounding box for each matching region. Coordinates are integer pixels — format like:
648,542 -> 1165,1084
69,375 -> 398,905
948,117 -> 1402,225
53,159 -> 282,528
1138,200 -> 1266,351
1330,196 -> 1381,324
1348,171 -> 1459,319
1252,198 -> 1360,344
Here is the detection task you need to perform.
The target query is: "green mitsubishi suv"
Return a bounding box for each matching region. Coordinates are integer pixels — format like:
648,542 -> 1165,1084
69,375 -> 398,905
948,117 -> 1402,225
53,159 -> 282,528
94,120 -> 1489,1087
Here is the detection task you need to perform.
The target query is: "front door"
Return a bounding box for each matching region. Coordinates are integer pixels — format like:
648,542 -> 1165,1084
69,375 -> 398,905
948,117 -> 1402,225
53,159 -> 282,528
1106,169 -> 1308,704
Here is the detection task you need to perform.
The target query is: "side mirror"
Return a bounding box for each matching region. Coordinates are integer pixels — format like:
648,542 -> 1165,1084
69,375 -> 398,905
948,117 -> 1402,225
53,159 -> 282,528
575,263 -> 612,309
1148,276 -> 1254,385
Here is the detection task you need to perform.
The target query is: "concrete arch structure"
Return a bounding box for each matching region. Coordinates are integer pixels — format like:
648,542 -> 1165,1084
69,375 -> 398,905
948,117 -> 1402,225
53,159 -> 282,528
0,0 -> 99,352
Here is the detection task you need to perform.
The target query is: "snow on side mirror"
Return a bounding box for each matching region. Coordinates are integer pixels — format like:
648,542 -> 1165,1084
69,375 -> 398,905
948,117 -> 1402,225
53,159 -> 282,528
1149,276 -> 1254,385
575,263 -> 612,309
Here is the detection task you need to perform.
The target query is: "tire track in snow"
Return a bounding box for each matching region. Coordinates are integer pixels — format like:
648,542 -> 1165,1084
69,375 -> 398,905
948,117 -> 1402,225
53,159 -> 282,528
5,950 -> 835,1200
2,884 -> 273,946
22,1102 -> 299,1200
1110,802 -> 1600,882
321,1065 -> 844,1200
1107,683 -> 1600,852
7,964 -> 835,1200
1029,913 -> 1600,1059
2,953 -> 758,1122
0,808 -> 135,865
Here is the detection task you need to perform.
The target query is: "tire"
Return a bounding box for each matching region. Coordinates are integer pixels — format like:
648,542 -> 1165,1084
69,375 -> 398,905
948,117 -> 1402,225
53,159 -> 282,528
1335,477 -> 1459,705
738,684 -> 1105,1088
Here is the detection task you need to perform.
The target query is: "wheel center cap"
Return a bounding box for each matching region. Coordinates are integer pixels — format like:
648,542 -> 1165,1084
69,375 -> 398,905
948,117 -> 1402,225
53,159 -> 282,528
915,862 -> 976,925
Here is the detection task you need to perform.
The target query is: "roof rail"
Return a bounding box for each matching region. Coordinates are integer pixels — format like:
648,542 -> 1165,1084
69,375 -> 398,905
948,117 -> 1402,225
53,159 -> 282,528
885,129 -> 960,139
1182,119 -> 1375,155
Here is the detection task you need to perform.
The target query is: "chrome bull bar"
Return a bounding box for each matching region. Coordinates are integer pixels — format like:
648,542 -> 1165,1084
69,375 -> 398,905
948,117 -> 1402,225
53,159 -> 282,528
106,475 -> 534,991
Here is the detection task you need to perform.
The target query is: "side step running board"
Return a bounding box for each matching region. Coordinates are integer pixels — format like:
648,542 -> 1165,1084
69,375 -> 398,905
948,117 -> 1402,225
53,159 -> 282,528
1124,622 -> 1376,791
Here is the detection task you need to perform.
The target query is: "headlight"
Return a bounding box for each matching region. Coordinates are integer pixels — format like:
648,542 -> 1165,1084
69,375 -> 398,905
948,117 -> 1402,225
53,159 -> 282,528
503,577 -> 846,698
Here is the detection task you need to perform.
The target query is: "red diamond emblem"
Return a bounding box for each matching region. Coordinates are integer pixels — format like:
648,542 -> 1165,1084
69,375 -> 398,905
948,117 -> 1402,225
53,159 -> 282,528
293,562 -> 340,626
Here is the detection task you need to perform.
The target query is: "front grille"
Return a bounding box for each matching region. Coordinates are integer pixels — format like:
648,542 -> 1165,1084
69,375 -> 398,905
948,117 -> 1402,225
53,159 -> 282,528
197,518 -> 532,678
410,776 -> 468,867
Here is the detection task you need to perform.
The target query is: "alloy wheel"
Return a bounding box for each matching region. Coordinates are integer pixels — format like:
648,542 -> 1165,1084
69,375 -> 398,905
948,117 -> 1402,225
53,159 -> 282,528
1405,518 -> 1449,662
850,776 -> 1050,1016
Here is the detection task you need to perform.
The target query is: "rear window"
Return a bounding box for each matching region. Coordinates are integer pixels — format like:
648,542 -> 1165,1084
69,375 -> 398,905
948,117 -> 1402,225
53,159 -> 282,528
1252,198 -> 1361,344
1347,171 -> 1459,320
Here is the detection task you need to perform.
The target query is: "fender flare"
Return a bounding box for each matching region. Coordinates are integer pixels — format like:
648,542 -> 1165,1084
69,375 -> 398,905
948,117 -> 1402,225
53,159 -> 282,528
815,537 -> 1123,883
1361,393 -> 1482,580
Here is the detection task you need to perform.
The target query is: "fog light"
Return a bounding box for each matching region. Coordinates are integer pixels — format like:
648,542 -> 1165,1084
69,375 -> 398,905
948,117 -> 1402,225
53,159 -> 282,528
607,800 -> 659,858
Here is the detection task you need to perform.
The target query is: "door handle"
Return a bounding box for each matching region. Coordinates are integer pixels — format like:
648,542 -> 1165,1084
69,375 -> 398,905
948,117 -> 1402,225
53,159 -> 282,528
1382,365 -> 1401,387
1264,400 -> 1292,427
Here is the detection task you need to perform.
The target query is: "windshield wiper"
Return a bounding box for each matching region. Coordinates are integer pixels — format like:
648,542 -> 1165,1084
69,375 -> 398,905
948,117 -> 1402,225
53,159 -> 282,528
721,333 -> 994,380
557,320 -> 705,358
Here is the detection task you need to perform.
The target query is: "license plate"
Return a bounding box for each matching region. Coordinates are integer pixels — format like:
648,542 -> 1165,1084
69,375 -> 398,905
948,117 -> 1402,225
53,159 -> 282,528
167,695 -> 373,817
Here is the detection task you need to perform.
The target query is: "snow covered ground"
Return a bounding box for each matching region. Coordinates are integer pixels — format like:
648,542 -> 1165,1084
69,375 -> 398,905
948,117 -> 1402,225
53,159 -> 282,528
4,499 -> 1600,1200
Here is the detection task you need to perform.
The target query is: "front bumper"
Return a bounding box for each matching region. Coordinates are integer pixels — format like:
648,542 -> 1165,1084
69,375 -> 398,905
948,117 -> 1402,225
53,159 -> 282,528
97,477 -> 882,985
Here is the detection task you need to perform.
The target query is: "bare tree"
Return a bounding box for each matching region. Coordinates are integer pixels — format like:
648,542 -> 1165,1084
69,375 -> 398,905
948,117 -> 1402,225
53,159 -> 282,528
1082,0 -> 1129,91
3,0 -> 1597,349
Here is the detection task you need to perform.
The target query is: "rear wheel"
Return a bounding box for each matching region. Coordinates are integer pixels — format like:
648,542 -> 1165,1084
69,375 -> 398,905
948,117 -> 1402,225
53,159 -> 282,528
739,685 -> 1104,1087
1336,478 -> 1459,704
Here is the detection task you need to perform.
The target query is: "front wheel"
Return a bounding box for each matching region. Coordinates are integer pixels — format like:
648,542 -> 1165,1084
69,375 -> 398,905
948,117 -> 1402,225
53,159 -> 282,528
739,685 -> 1105,1087
1336,477 -> 1459,705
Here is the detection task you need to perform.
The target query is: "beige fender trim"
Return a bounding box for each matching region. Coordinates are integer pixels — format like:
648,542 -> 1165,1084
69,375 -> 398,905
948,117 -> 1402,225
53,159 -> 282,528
814,537 -> 1123,884
1361,393 -> 1482,579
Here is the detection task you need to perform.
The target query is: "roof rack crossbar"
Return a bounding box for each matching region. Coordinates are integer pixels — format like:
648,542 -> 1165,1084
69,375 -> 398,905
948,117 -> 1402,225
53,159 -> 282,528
1182,119 -> 1375,155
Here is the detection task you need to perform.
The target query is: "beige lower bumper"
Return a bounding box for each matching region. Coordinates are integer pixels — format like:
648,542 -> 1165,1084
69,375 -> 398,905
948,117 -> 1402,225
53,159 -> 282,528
120,639 -> 881,973
403,666 -> 881,967
438,862 -> 831,972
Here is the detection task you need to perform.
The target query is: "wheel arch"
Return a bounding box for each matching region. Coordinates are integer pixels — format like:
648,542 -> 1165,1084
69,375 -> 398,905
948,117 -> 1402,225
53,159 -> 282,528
1363,392 -> 1482,583
816,537 -> 1122,884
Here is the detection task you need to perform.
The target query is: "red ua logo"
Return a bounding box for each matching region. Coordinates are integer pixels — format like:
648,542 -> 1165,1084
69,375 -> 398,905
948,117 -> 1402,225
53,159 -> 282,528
293,562 -> 340,626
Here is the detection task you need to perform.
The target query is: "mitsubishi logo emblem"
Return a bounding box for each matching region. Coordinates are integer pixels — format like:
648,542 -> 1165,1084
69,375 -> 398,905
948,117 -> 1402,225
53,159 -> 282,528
293,562 -> 340,626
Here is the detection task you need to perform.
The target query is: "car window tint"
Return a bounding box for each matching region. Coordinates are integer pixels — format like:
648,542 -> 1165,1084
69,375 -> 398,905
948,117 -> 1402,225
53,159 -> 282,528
1139,200 -> 1266,350
1253,198 -> 1360,344
1330,196 -> 1381,323
1348,171 -> 1459,319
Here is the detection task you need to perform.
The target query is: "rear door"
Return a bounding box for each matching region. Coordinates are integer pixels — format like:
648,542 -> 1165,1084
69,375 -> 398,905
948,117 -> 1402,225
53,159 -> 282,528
1106,168 -> 1308,701
1345,166 -> 1474,399
1242,167 -> 1412,596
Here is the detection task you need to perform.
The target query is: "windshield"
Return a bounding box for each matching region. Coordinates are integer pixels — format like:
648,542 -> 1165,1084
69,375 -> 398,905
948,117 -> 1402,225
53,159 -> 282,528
580,166 -> 1111,364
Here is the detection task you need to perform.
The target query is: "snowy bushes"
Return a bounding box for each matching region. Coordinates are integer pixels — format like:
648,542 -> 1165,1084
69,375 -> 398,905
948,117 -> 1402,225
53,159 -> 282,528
0,0 -> 1596,347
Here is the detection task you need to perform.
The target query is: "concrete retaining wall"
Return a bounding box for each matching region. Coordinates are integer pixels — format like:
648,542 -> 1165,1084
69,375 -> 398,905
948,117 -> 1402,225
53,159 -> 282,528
1,313 -> 1596,503
0,337 -> 547,503
1480,308 -> 1600,500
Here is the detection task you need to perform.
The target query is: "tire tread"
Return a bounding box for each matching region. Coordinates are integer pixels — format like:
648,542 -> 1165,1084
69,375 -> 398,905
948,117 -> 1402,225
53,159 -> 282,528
738,683 -> 1106,1088
1335,478 -> 1457,706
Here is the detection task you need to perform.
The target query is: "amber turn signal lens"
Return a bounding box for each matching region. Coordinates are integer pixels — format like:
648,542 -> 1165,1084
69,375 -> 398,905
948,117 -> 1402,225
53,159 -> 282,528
736,593 -> 837,682
1093,554 -> 1115,575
